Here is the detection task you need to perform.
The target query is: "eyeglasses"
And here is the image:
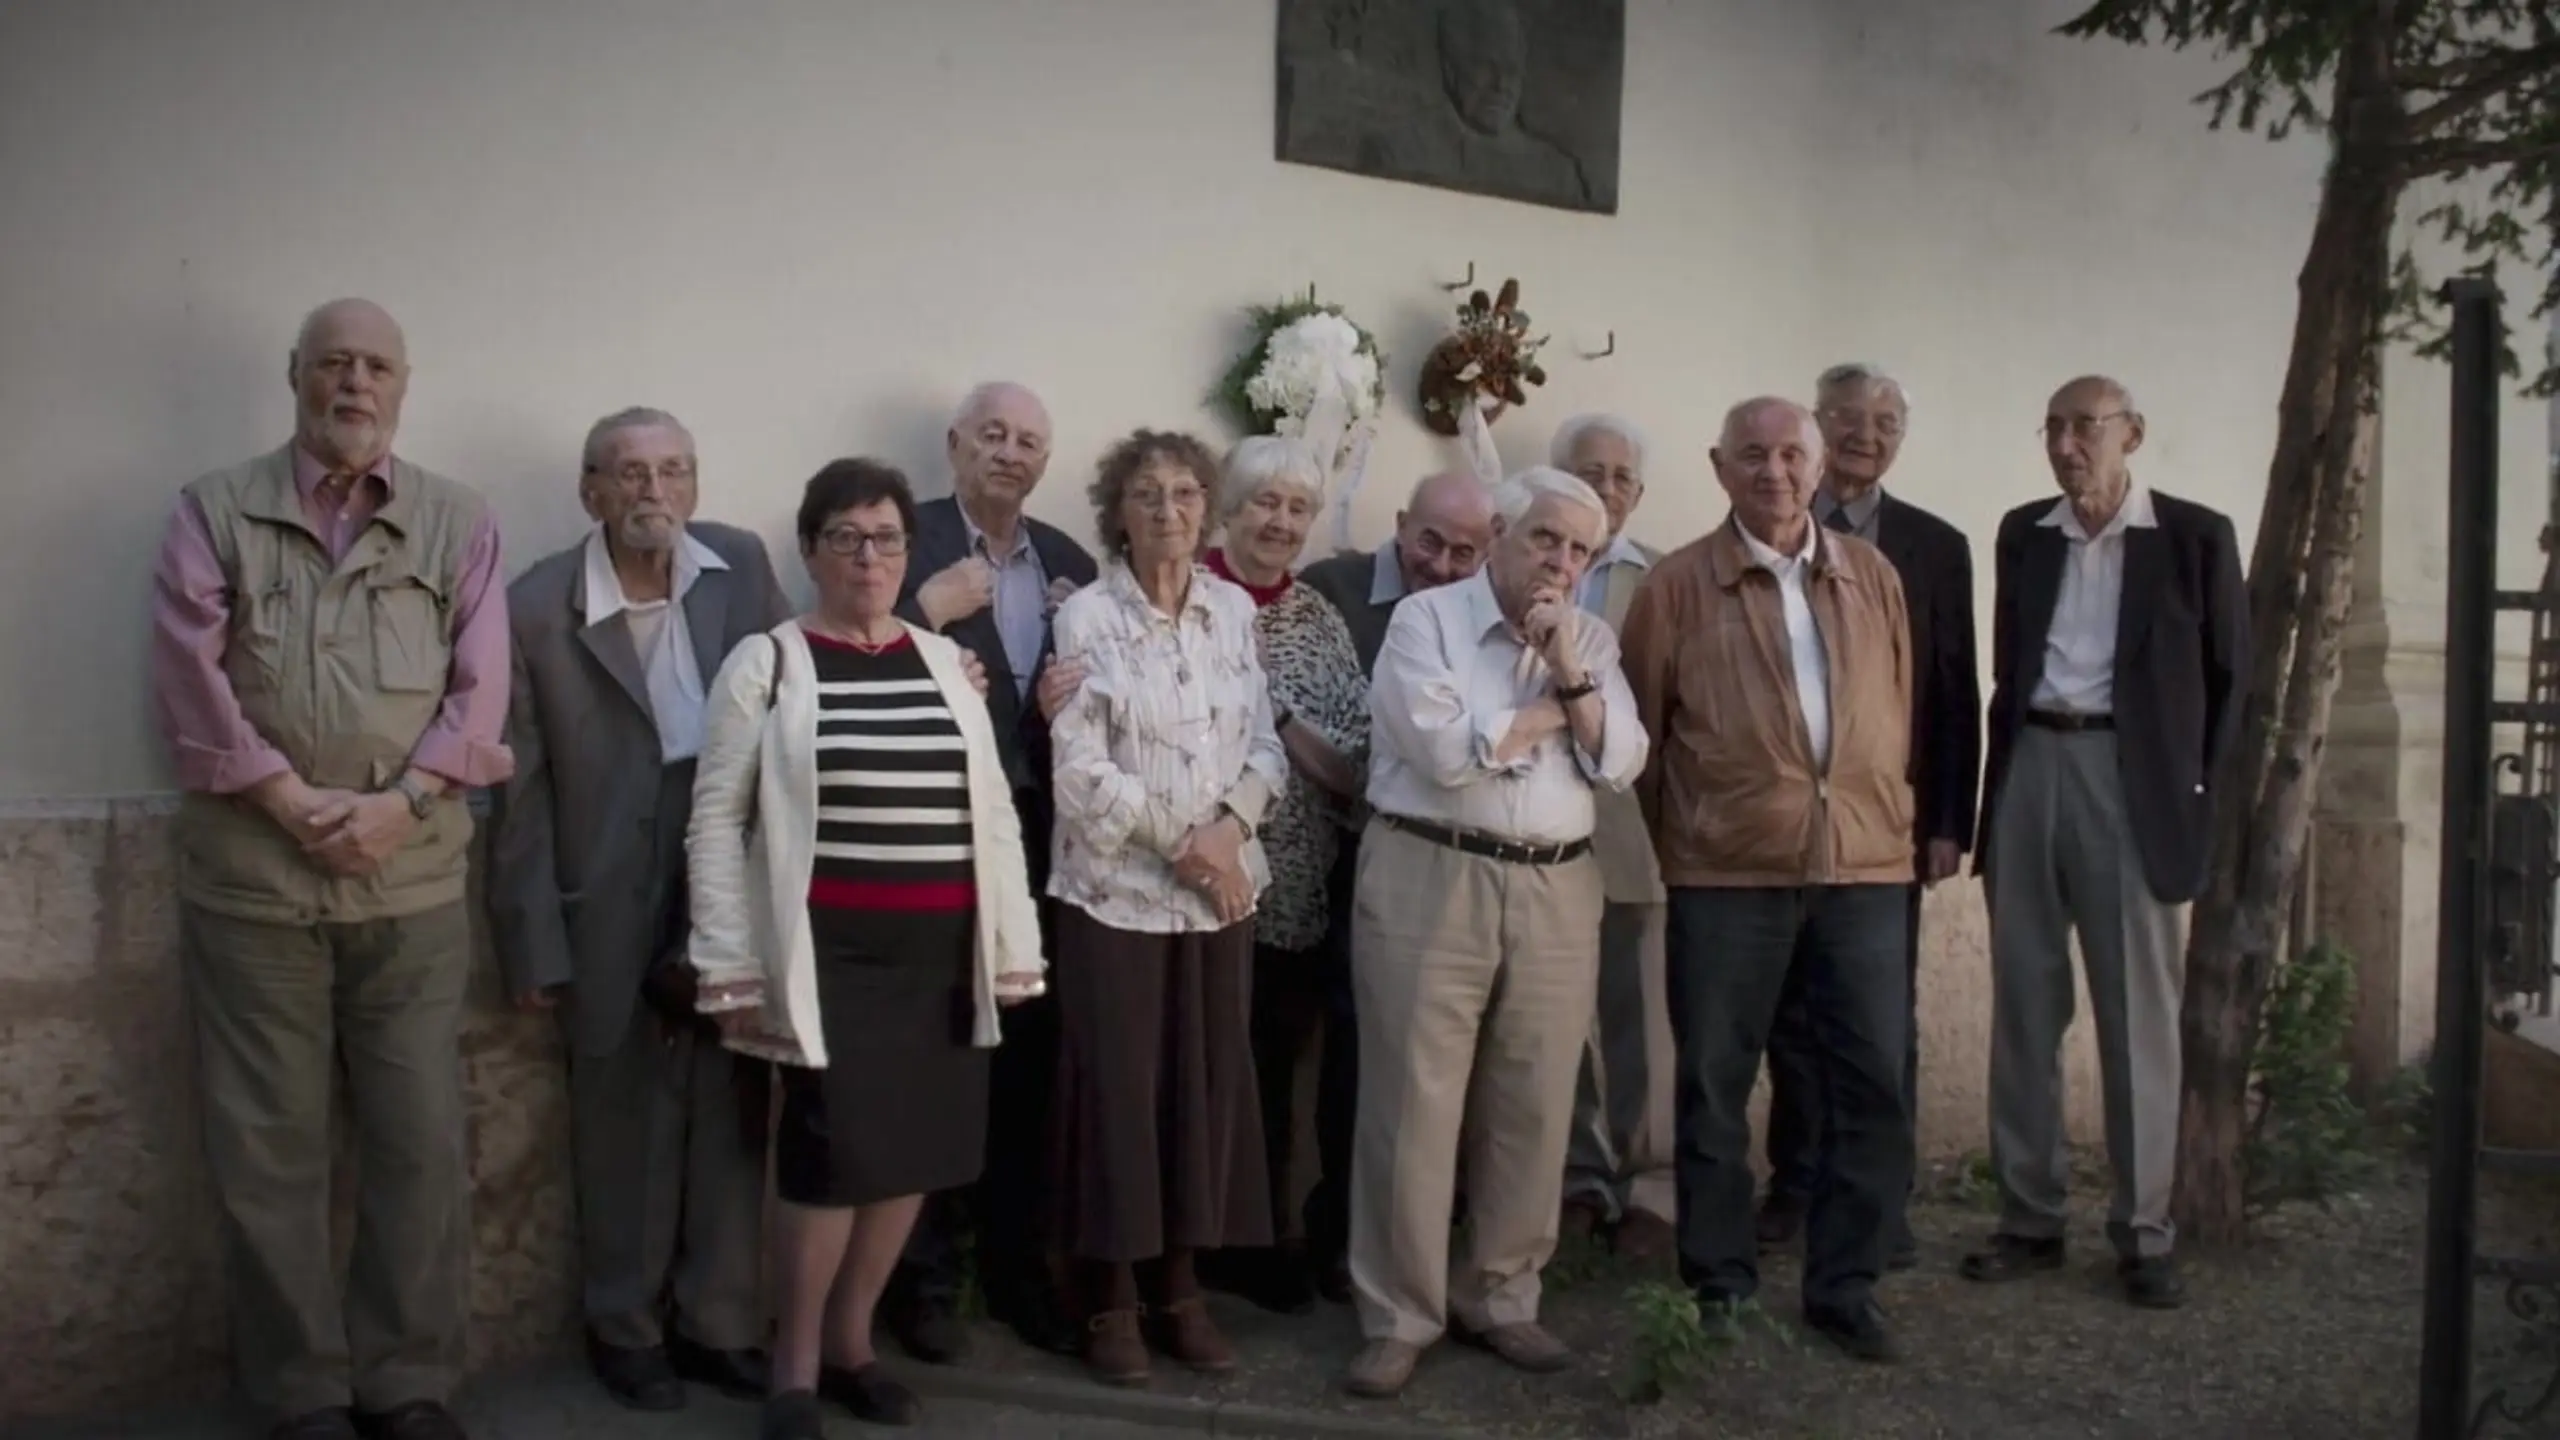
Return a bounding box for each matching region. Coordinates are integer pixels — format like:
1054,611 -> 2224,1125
1817,406 -> 1905,439
820,526 -> 908,557
1127,484 -> 1207,514
594,459 -> 698,491
2040,413 -> 2130,443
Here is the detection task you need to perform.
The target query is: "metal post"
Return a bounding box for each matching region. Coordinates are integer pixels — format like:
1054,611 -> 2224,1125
2418,276 -> 2503,1439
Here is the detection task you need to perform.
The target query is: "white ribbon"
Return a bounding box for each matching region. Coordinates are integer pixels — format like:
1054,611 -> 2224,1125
1455,391 -> 1504,490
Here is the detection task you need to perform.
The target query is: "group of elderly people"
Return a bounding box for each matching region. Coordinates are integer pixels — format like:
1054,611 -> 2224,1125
155,296 -> 2247,1440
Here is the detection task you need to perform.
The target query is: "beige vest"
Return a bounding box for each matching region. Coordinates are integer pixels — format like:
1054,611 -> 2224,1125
173,446 -> 487,924
1593,545 -> 1666,905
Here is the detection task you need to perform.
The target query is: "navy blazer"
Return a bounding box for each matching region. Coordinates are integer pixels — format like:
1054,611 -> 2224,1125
892,495 -> 1098,802
1976,488 -> 2249,904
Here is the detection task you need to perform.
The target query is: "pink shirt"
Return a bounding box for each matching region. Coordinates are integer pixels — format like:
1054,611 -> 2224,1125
149,447 -> 514,794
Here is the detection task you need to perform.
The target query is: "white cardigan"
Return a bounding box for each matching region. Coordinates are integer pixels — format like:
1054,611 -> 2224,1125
684,619 -> 1047,1067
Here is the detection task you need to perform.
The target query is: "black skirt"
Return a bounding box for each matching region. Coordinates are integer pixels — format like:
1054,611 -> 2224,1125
773,907 -> 991,1208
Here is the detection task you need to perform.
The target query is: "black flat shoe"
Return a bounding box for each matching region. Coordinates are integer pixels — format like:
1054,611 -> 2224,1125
355,1401 -> 468,1440
886,1296 -> 970,1365
2120,1255 -> 2187,1310
760,1390 -> 826,1440
1958,1234 -> 2065,1283
667,1333 -> 768,1399
585,1334 -> 684,1411
821,1364 -> 922,1426
1805,1300 -> 1901,1363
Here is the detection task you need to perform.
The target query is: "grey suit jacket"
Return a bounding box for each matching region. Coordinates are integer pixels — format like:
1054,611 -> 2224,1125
1592,543 -> 1665,905
487,521 -> 794,1058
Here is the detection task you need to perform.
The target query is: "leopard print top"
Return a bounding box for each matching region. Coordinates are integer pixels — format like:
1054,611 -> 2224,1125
1252,582 -> 1370,953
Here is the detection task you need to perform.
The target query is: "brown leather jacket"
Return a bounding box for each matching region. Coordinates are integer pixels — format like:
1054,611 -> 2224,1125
1621,520 -> 1916,888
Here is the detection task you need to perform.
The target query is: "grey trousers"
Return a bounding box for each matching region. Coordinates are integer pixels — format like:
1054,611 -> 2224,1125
183,901 -> 473,1419
1986,726 -> 2188,1259
1563,900 -> 1675,1224
567,1005 -> 767,1350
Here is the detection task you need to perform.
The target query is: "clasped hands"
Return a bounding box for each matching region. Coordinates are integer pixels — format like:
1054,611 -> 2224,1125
1171,812 -> 1254,925
254,771 -> 423,878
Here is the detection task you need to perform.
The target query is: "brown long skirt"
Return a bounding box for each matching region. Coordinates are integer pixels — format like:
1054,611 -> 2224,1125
1048,905 -> 1273,1263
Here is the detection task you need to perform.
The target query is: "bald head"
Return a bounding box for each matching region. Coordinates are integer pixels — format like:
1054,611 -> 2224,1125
2043,374 -> 2146,510
948,380 -> 1054,520
1393,470 -> 1494,592
288,297 -> 409,475
1711,396 -> 1824,550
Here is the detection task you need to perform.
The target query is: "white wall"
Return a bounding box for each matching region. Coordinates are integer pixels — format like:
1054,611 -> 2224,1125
0,0 -> 2334,800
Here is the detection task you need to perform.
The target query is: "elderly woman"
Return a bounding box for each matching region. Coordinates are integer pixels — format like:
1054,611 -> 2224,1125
1047,428 -> 1288,1386
687,458 -> 1046,1438
1196,436 -> 1369,1314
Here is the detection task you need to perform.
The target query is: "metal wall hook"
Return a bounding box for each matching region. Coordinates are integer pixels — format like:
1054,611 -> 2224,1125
1437,261 -> 1475,291
1580,330 -> 1616,360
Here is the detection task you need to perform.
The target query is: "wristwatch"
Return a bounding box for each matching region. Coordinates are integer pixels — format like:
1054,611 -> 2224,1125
392,773 -> 436,820
1554,675 -> 1599,702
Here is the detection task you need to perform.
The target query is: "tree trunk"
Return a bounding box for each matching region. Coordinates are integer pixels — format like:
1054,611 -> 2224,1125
2170,6 -> 2408,1244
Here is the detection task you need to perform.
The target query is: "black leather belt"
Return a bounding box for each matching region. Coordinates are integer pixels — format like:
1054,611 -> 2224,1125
2026,710 -> 2115,732
1380,813 -> 1592,866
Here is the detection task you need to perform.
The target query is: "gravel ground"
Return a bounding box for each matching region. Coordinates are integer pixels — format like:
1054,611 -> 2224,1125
946,1156 -> 2559,1440
29,1158 -> 2554,1440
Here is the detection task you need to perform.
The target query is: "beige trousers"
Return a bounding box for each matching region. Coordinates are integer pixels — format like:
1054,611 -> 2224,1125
1347,820 -> 1604,1346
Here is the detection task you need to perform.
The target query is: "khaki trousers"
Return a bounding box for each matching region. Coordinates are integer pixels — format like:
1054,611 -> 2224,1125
1563,900 -> 1677,1224
1347,820 -> 1603,1346
183,901 -> 473,1419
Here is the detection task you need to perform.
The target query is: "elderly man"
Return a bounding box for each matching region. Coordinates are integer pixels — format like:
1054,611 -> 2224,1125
1342,468 -> 1645,1399
891,380 -> 1098,1359
1963,377 -> 2245,1310
149,298 -> 511,1440
1621,397 -> 1915,1362
1759,366 -> 1981,1267
1546,415 -> 1675,1262
1292,470 -> 1495,1301
487,408 -> 792,1409
1301,469 -> 1496,670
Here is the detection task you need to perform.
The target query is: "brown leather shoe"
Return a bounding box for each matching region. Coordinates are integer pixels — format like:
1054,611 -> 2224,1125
1150,1296 -> 1236,1373
1083,1308 -> 1150,1387
1342,1339 -> 1422,1398
1459,1321 -> 1572,1374
1613,1210 -> 1676,1263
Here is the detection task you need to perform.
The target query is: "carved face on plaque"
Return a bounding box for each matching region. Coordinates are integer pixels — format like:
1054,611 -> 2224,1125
1438,2 -> 1528,136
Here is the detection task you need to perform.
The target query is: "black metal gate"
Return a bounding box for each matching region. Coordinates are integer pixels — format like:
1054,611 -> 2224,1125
2417,276 -> 2560,1438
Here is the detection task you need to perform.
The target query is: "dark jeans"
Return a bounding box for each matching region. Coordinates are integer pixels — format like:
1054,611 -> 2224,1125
897,789 -> 1061,1314
1298,834 -> 1363,1264
1666,884 -> 1911,1315
1765,881 -> 1924,1239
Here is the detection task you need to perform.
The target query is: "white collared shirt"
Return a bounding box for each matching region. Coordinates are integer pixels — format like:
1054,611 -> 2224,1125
1737,521 -> 1832,769
1364,568 -> 1647,845
581,527 -> 728,762
1576,531 -> 1652,616
2029,483 -> 2158,716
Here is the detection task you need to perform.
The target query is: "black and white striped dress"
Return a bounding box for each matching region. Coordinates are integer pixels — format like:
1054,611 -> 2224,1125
772,628 -> 992,1208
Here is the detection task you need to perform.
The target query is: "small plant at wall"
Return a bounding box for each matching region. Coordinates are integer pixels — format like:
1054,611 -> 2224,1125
1211,286 -> 1386,551
2244,938 -> 2375,1216
1416,276 -> 1549,484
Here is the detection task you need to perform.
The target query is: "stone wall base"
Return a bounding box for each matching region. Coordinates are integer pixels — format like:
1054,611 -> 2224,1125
0,800 -> 2102,1421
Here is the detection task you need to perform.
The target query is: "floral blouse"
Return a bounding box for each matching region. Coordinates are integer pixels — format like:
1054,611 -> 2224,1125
1251,582 -> 1370,952
1047,561 -> 1287,934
